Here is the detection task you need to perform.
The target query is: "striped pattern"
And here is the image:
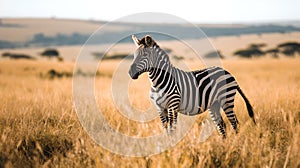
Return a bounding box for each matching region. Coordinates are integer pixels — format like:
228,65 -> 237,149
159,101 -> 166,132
129,35 -> 255,138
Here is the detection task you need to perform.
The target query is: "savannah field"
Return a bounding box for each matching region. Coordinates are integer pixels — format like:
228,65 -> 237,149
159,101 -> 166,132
0,19 -> 300,167
1,58 -> 300,167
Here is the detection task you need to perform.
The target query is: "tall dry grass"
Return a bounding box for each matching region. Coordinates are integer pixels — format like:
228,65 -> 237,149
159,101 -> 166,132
0,59 -> 299,167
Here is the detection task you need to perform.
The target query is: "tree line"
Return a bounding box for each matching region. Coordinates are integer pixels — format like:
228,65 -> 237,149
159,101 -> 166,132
234,42 -> 300,58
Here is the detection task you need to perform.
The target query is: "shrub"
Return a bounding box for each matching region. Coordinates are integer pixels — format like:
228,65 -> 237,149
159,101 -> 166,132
234,43 -> 265,58
45,69 -> 72,79
40,48 -> 59,58
277,42 -> 300,57
92,52 -> 133,60
173,55 -> 184,60
204,50 -> 225,59
1,52 -> 35,60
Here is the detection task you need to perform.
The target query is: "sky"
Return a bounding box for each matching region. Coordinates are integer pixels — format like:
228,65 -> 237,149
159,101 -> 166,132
1,0 -> 299,23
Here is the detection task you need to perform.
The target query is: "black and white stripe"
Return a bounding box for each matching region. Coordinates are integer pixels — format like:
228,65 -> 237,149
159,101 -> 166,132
129,35 -> 256,138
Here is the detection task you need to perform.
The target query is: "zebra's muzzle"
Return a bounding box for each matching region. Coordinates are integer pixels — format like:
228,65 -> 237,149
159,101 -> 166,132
129,63 -> 140,79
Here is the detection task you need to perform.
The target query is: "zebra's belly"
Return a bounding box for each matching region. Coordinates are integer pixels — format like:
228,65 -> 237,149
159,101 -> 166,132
179,103 -> 202,116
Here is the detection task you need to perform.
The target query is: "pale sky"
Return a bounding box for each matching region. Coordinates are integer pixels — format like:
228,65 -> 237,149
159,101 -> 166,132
1,0 -> 299,23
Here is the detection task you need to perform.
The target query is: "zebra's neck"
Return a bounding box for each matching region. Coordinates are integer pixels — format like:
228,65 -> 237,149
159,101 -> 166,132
149,45 -> 174,89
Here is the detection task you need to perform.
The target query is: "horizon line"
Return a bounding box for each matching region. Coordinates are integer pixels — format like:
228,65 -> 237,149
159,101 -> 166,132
1,16 -> 300,25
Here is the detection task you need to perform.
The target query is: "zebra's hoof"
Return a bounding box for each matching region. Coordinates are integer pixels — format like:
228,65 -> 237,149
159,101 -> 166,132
167,128 -> 176,135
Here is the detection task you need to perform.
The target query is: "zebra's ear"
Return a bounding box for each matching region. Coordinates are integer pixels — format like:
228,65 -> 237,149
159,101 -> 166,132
145,35 -> 154,47
132,35 -> 140,47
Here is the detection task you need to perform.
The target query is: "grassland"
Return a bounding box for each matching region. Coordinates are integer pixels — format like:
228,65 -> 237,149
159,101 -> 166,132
0,57 -> 299,167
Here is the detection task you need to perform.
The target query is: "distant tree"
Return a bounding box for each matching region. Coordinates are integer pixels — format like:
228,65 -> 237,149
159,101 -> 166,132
265,48 -> 280,58
104,53 -> 133,60
2,52 -> 10,57
234,47 -> 264,58
278,42 -> 300,48
204,50 -> 225,59
2,52 -> 34,60
234,43 -> 267,58
92,52 -> 133,60
46,69 -> 72,79
40,48 -> 59,58
277,42 -> 300,57
173,55 -> 184,60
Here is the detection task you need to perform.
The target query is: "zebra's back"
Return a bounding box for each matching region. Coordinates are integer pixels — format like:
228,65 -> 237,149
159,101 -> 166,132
175,67 -> 238,115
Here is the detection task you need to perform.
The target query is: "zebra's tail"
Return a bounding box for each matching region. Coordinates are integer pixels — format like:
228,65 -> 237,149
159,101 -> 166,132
237,86 -> 256,125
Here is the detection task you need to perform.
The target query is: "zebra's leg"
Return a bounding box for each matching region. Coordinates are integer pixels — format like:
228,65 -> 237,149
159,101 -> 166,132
222,98 -> 239,134
173,108 -> 178,126
209,101 -> 226,138
158,109 -> 168,130
167,108 -> 174,133
167,107 -> 179,134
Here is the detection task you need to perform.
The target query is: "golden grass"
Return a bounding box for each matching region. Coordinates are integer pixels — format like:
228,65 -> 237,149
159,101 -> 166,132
0,58 -> 299,167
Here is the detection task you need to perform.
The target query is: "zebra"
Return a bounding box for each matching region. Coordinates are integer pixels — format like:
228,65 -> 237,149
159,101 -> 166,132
128,35 -> 256,138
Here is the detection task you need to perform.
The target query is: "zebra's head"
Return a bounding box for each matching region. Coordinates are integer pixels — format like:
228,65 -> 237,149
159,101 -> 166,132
129,35 -> 157,79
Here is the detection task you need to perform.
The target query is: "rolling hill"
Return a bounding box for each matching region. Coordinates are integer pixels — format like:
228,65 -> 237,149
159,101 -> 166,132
1,18 -> 300,49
